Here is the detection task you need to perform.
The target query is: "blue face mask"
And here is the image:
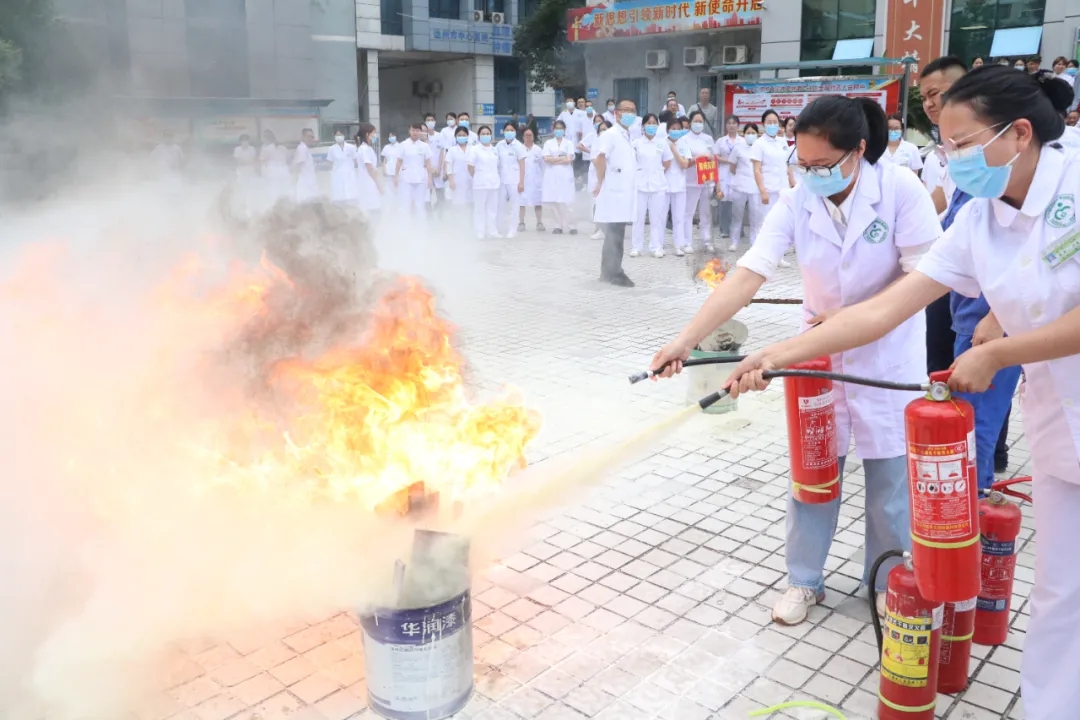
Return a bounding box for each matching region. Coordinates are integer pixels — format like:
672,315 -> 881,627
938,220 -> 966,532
504,130 -> 516,140
459,119 -> 470,129
479,135 -> 492,145
456,136 -> 468,145
644,125 -> 658,137
389,137 -> 397,144
946,123 -> 1019,199
620,113 -> 637,128
669,129 -> 688,140
554,128 -> 565,138
800,152 -> 855,198
764,124 -> 779,137
1068,67 -> 1078,77
888,130 -> 902,142
691,122 -> 704,134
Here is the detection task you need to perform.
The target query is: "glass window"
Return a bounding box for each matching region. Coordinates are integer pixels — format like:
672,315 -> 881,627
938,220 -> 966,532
186,0 -> 249,97
382,0 -> 404,34
947,0 -> 1044,61
494,57 -> 526,115
518,0 -> 539,20
614,78 -> 649,116
429,0 -> 460,20
836,0 -> 875,39
801,0 -> 838,41
996,0 -> 1045,29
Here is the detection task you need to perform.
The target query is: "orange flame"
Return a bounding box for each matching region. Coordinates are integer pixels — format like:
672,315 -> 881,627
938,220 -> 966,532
697,258 -> 728,290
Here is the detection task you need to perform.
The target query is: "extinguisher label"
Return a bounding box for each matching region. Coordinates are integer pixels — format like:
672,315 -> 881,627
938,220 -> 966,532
882,611 -> 934,687
908,441 -> 974,541
798,390 -> 836,470
967,429 -> 977,462
977,538 -> 1016,612
954,597 -> 978,612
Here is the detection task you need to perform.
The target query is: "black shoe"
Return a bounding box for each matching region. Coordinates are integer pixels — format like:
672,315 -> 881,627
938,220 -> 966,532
569,229 -> 578,235
552,228 -> 563,235
605,273 -> 635,287
994,453 -> 1008,473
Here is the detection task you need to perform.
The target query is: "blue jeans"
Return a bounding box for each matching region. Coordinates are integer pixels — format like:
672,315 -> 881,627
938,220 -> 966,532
952,333 -> 1022,490
787,455 -> 910,593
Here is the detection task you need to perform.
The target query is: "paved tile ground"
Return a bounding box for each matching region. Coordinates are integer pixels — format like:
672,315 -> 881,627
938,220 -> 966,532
142,197 -> 1034,720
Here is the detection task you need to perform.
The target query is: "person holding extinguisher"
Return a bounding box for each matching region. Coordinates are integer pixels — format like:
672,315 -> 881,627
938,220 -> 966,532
721,67 -> 1079,720
649,95 -> 943,626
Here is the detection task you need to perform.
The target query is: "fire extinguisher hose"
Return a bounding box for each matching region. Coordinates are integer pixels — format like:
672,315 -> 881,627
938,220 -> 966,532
628,355 -> 749,385
868,549 -> 908,655
695,369 -> 931,411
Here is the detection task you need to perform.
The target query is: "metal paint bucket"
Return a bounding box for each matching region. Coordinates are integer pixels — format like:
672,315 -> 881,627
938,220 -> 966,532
360,589 -> 474,720
685,320 -> 748,415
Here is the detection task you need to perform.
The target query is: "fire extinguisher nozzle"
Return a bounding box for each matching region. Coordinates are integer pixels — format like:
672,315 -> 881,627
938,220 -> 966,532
697,389 -> 729,410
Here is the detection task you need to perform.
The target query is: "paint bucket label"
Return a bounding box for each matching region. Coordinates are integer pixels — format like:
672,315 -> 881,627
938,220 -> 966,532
361,590 -> 474,720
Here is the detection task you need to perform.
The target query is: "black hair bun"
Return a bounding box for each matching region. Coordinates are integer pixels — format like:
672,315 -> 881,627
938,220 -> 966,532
1033,70 -> 1074,113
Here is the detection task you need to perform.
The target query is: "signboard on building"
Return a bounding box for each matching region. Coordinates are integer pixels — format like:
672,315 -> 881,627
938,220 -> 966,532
259,116 -> 320,144
722,77 -> 904,125
884,0 -> 944,76
566,0 -> 762,42
430,25 -> 514,54
194,116 -> 259,144
476,103 -> 496,117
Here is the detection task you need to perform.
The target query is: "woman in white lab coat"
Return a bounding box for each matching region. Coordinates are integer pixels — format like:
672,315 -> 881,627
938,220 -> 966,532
259,130 -> 292,211
233,134 -> 258,219
650,95 -> 942,627
666,118 -> 692,256
542,120 -> 577,235
518,127 -> 545,231
328,131 -> 359,206
355,123 -> 383,214
496,122 -> 527,238
395,122 -> 434,218
880,114 -> 924,173
630,114 -> 673,258
445,126 -> 474,211
722,67 -> 1079,720
381,132 -> 400,205
749,109 -> 795,243
681,110 -> 716,255
723,124 -> 760,251
468,125 -> 500,239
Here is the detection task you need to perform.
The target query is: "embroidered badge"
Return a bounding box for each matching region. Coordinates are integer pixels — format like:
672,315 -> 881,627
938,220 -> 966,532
863,218 -> 889,244
1045,194 -> 1076,229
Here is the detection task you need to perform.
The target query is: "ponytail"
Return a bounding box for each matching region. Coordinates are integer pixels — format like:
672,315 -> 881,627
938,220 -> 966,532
794,94 -> 888,165
858,98 -> 889,164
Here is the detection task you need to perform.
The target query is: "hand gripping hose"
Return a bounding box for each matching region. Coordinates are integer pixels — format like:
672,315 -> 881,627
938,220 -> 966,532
694,369 -> 932,411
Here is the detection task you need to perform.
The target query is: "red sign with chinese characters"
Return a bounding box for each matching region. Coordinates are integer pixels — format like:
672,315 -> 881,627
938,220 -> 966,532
695,156 -> 718,184
566,0 -> 762,42
884,0 -> 945,77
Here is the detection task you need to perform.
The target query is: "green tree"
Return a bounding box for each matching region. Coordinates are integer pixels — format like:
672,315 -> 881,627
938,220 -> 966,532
906,84 -> 932,136
0,39 -> 21,93
0,0 -> 90,104
513,0 -> 586,92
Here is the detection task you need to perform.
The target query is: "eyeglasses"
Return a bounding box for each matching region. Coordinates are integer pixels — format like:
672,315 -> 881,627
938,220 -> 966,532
790,150 -> 853,178
941,121 -> 1011,154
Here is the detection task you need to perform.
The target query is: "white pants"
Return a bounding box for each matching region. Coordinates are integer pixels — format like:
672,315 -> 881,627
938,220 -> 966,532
728,190 -> 753,245
683,185 -> 712,249
548,202 -> 572,232
399,182 -> 428,218
667,191 -> 687,250
498,183 -> 522,237
1023,471 -> 1080,719
748,190 -> 779,244
632,190 -> 667,251
473,188 -> 499,238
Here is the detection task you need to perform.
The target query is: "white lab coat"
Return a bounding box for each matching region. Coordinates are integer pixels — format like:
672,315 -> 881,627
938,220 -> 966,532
381,143 -> 400,178
260,143 -> 292,209
632,135 -> 673,193
916,144 -> 1080,720
713,134 -> 743,196
749,134 -> 791,193
541,137 -> 576,204
592,125 -> 636,224
1057,124 -> 1080,149
233,144 -> 258,217
293,142 -> 320,203
468,144 -> 501,237
880,140 -> 924,172
356,143 -> 381,211
397,138 -> 433,213
737,160 -> 941,459
328,142 -> 359,203
521,145 -> 544,207
445,144 -> 474,205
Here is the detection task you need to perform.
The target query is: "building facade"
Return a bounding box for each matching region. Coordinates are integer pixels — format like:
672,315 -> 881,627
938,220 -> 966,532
570,0 -> 1078,118
357,0 -> 555,139
55,0 -> 361,144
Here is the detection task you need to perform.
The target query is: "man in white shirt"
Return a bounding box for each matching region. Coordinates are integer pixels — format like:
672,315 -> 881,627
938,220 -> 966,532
572,97 -> 590,189
687,87 -> 719,139
395,122 -> 435,217
455,112 -> 478,144
292,128 -> 320,203
593,98 -> 638,287
665,91 -> 686,117
557,98 -> 576,132
602,99 -> 617,126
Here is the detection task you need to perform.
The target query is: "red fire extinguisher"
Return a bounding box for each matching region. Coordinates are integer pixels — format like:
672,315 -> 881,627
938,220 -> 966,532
783,356 -> 840,504
874,553 -> 943,720
904,370 -> 981,603
937,598 -> 976,693
973,491 -> 1023,646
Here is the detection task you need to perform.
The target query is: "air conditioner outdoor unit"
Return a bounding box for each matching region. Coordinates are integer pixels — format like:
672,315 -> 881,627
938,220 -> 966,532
723,45 -> 748,64
491,11 -> 505,23
472,9 -> 484,21
683,46 -> 707,66
645,49 -> 669,70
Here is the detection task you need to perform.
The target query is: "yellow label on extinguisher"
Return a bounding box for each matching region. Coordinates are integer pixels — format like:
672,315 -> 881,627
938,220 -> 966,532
881,611 -> 933,688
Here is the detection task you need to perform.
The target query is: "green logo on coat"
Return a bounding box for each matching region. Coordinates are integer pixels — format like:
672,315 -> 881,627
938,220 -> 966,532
863,218 -> 889,244
1045,194 -> 1076,229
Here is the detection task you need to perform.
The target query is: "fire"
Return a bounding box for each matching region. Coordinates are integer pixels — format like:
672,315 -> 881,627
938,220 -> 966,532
697,258 -> 728,290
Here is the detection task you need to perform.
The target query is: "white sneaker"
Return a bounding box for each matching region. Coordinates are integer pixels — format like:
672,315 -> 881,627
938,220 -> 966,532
674,247 -> 685,257
876,592 -> 886,619
772,586 -> 825,626
652,249 -> 664,258
729,242 -> 739,252
683,245 -> 696,254
704,243 -> 715,253
779,258 -> 792,268
591,230 -> 605,240
629,249 -> 640,258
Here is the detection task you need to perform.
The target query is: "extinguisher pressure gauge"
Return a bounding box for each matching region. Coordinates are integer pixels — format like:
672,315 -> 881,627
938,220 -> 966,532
928,381 -> 951,402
